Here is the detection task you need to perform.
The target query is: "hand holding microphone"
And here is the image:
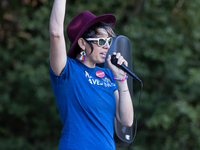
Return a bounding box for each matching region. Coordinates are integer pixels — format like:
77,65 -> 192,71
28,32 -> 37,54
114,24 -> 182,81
110,54 -> 142,83
107,53 -> 127,78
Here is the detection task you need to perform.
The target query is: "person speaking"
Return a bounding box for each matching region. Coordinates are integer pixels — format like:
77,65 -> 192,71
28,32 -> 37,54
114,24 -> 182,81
49,0 -> 134,149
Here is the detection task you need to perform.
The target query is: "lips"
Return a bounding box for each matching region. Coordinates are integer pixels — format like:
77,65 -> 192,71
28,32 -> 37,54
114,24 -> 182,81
100,52 -> 107,58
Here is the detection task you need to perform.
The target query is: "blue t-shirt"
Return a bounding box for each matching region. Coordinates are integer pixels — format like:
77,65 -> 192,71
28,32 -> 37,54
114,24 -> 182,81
49,57 -> 118,150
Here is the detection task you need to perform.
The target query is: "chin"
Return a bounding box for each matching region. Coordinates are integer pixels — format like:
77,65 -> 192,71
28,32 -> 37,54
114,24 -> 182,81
98,58 -> 106,64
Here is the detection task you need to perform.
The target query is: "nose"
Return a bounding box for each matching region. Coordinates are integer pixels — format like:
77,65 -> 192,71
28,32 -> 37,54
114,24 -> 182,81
103,40 -> 110,49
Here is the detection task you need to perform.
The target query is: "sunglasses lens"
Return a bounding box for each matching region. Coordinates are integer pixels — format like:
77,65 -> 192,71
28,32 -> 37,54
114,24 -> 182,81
108,38 -> 112,46
98,38 -> 113,46
99,38 -> 106,46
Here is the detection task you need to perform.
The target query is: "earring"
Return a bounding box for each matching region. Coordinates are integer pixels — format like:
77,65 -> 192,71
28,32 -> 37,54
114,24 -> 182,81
79,51 -> 86,61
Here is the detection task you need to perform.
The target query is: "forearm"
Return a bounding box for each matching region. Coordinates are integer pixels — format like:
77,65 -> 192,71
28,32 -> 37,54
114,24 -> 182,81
116,80 -> 134,127
49,0 -> 67,35
107,51 -> 134,126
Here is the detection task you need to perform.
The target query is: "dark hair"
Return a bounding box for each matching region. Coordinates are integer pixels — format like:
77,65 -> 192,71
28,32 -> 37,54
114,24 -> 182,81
74,22 -> 115,57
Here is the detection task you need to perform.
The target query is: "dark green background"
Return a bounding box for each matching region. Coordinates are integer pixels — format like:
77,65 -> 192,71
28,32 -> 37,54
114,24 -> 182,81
1,0 -> 200,149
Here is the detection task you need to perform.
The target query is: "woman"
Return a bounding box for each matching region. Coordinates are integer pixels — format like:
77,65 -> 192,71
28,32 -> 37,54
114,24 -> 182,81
49,0 -> 133,149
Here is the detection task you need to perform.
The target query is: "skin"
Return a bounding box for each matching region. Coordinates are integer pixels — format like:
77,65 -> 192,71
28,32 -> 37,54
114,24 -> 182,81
77,29 -> 114,68
49,0 -> 133,127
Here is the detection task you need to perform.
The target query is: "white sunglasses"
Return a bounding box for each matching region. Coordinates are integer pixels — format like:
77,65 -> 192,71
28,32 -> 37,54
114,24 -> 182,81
85,37 -> 113,47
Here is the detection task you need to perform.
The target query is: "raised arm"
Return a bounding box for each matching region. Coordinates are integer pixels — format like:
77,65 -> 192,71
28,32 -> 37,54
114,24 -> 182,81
49,0 -> 67,75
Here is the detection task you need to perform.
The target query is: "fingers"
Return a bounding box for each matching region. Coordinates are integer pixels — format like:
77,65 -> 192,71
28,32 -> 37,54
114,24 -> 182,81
112,52 -> 128,67
107,54 -> 112,65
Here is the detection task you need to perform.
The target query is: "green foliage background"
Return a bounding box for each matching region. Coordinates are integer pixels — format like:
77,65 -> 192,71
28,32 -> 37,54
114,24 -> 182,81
0,0 -> 200,149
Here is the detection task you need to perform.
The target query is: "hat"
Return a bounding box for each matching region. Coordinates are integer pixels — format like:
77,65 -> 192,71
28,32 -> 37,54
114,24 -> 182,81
67,10 -> 116,58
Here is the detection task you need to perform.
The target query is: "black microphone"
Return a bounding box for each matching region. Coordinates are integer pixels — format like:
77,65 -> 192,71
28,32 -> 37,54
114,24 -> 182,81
111,55 -> 142,83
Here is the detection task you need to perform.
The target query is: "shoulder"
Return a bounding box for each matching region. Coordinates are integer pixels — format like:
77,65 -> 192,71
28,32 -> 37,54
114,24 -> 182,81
49,56 -> 78,83
67,56 -> 77,65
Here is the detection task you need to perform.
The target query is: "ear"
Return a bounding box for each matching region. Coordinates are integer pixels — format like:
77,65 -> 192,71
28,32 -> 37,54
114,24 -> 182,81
78,38 -> 87,50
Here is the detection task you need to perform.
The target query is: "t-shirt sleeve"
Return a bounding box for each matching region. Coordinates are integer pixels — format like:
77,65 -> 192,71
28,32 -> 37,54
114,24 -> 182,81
49,56 -> 75,85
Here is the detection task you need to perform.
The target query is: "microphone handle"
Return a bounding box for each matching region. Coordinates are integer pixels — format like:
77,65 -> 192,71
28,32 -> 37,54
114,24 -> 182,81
120,64 -> 142,83
111,55 -> 142,83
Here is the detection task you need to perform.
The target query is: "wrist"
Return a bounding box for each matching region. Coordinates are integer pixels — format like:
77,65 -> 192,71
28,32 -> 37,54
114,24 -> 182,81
114,75 -> 128,81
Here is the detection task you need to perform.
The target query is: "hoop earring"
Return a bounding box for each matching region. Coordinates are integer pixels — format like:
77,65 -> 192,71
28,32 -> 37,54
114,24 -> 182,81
79,51 -> 86,61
